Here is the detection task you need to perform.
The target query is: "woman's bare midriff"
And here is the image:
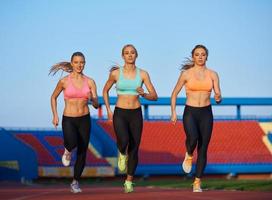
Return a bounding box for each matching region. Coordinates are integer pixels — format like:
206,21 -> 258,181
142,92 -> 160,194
63,99 -> 90,117
116,95 -> 141,109
185,91 -> 211,107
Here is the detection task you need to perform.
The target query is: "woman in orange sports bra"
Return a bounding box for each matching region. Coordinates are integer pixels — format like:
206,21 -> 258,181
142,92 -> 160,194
50,52 -> 98,193
171,45 -> 222,192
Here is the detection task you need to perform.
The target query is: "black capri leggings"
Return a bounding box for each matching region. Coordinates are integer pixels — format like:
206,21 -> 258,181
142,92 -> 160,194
62,114 -> 91,180
113,107 -> 143,176
183,105 -> 213,178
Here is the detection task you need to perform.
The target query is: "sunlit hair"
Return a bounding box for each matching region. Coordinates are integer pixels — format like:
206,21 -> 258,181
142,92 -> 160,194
49,52 -> 85,76
109,61 -> 121,72
181,44 -> 209,71
109,44 -> 138,72
109,65 -> 120,72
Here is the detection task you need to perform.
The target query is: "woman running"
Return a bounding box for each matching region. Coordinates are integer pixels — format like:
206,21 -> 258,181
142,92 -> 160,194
171,44 -> 222,192
103,44 -> 158,193
50,52 -> 98,193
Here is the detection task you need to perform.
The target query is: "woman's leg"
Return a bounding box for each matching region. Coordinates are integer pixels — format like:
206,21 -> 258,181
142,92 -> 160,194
183,106 -> 199,155
113,108 -> 129,154
73,115 -> 91,181
195,106 -> 213,178
127,108 -> 143,177
62,116 -> 78,152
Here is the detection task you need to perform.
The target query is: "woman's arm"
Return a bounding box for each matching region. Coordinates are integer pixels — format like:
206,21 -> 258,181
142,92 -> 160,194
211,71 -> 222,104
137,70 -> 158,101
102,71 -> 117,120
88,78 -> 99,109
170,72 -> 186,124
50,79 -> 64,127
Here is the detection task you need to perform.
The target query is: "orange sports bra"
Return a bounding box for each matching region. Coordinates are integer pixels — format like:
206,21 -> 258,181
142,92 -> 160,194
185,70 -> 213,93
64,74 -> 90,100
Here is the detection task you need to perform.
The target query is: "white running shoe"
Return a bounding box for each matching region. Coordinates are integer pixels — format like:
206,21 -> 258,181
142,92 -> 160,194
70,180 -> 82,193
62,148 -> 71,167
182,152 -> 193,174
193,179 -> 202,192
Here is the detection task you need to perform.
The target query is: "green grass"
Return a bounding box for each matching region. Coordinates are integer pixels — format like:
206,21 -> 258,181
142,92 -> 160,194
202,179 -> 272,191
127,178 -> 272,191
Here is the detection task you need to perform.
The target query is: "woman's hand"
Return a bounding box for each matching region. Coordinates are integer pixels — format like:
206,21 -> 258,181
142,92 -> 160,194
88,91 -> 99,109
136,87 -> 145,97
170,112 -> 177,125
52,115 -> 59,128
107,110 -> 113,121
214,94 -> 222,104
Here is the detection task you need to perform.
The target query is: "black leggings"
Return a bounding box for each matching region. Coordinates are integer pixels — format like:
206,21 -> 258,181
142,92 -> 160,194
62,114 -> 91,180
183,105 -> 213,178
113,107 -> 143,176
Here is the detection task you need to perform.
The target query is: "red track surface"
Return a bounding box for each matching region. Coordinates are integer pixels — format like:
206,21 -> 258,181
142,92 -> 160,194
1,185 -> 271,200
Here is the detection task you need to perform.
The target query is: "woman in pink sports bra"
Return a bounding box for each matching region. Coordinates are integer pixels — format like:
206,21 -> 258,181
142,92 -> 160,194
170,45 -> 222,192
50,52 -> 98,193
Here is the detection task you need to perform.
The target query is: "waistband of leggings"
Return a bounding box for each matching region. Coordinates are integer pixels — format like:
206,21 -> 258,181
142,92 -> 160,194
185,104 -> 211,110
62,113 -> 90,119
115,106 -> 142,112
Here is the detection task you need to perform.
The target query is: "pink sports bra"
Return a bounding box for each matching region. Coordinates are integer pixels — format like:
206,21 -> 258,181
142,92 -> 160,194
64,75 -> 90,100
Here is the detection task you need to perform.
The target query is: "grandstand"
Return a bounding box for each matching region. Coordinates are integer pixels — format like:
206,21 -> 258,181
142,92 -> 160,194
0,97 -> 272,181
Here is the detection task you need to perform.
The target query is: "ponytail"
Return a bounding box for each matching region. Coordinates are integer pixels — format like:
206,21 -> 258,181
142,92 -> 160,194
109,61 -> 121,72
48,62 -> 73,76
49,52 -> 85,76
180,57 -> 194,72
109,65 -> 120,72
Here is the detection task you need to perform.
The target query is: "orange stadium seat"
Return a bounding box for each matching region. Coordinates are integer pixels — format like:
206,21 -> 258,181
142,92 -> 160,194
98,120 -> 272,165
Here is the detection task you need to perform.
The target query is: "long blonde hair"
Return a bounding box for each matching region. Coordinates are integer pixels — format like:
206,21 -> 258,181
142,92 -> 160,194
109,44 -> 138,72
49,52 -> 85,75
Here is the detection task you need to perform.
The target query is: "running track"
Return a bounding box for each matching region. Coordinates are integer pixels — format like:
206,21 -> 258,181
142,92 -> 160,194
0,185 -> 272,200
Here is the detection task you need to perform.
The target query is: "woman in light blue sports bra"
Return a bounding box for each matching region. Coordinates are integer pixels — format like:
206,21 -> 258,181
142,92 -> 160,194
103,44 -> 158,193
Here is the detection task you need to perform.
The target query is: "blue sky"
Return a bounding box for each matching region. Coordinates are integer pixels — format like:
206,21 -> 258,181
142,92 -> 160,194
1,0 -> 272,128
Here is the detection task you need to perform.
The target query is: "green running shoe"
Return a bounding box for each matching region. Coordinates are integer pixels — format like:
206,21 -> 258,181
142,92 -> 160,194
118,152 -> 127,172
124,180 -> 134,193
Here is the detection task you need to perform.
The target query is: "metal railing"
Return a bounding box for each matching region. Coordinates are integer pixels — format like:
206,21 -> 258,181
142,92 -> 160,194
91,97 -> 272,121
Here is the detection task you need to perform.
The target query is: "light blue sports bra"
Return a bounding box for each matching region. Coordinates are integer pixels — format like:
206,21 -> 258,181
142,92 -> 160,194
116,67 -> 142,95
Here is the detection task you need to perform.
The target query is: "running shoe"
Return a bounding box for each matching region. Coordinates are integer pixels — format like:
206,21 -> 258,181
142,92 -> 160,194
62,148 -> 71,167
193,179 -> 202,192
70,180 -> 82,193
124,180 -> 134,193
182,152 -> 193,173
118,152 -> 127,172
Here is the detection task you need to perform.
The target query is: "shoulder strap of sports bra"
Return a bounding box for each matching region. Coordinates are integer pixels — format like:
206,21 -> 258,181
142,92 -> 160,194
67,74 -> 72,83
136,67 -> 140,77
119,67 -> 124,80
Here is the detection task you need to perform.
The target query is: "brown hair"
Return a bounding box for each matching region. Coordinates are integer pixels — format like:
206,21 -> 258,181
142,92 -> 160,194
181,44 -> 209,71
49,52 -> 85,76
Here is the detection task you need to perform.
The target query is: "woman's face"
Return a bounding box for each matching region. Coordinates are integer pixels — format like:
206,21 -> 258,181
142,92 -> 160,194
71,56 -> 85,73
122,46 -> 137,64
192,48 -> 207,66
